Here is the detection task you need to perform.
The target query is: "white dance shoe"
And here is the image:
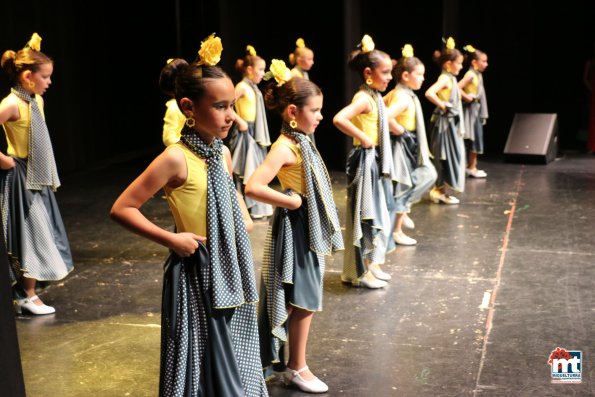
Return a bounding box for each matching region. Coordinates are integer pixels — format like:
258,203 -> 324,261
393,231 -> 417,246
466,168 -> 487,178
283,366 -> 329,393
430,189 -> 460,204
351,271 -> 388,289
15,295 -> 56,315
367,263 -> 391,281
402,214 -> 415,230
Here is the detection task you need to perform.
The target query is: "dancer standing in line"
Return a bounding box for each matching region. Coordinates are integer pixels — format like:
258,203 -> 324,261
229,45 -> 273,219
384,44 -> 437,246
246,60 -> 343,393
0,33 -> 73,315
110,34 -> 268,397
459,44 -> 489,178
289,38 -> 317,146
159,58 -> 188,146
425,37 -> 466,204
333,34 -> 397,289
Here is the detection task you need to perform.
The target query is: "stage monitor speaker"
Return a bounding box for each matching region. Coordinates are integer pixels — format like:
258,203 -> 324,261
503,113 -> 558,164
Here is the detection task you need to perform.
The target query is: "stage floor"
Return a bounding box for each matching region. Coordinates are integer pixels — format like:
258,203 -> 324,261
16,152 -> 595,396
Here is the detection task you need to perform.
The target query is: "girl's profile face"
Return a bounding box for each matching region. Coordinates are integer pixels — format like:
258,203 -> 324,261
448,55 -> 464,76
369,55 -> 393,92
294,94 -> 323,134
250,59 -> 266,84
26,62 -> 53,96
192,77 -> 236,142
405,64 -> 425,91
474,54 -> 488,72
297,49 -> 314,71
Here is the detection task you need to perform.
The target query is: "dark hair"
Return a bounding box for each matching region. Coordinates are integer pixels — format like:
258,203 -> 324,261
1,47 -> 53,84
347,49 -> 390,81
235,53 -> 265,75
159,58 -> 189,97
392,56 -> 424,82
172,63 -> 229,107
432,47 -> 463,67
463,47 -> 486,67
264,77 -> 322,114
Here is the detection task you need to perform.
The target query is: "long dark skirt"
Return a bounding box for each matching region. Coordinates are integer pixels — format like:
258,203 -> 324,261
259,204 -> 324,370
393,133 -> 437,213
429,113 -> 466,192
342,147 -> 393,283
463,101 -> 485,154
0,157 -> 73,299
160,245 -> 268,397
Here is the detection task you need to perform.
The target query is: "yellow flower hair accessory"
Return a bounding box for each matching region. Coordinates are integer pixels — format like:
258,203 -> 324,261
463,44 -> 476,53
402,44 -> 414,58
197,33 -> 223,66
296,38 -> 305,48
359,34 -> 375,53
445,36 -> 456,50
26,33 -> 42,51
246,45 -> 257,56
263,59 -> 292,87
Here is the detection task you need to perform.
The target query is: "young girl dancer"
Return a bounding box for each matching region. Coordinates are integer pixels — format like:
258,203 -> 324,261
246,59 -> 343,393
229,45 -> 273,219
333,34 -> 397,289
0,33 -> 73,315
425,37 -> 466,204
384,44 -> 437,245
110,34 -> 268,397
289,38 -> 314,80
459,44 -> 489,178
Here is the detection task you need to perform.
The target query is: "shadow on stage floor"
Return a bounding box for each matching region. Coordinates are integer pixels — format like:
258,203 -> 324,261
15,152 -> 595,396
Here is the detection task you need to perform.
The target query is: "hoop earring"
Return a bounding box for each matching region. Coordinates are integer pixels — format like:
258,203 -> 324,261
185,117 -> 195,128
289,119 -> 298,129
28,81 -> 36,89
366,78 -> 373,86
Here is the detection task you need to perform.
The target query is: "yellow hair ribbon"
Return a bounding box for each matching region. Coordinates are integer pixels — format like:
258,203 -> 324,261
402,44 -> 414,58
296,38 -> 305,48
360,34 -> 375,53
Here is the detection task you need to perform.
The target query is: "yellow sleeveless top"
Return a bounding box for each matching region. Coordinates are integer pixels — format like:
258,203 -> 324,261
462,69 -> 479,95
436,73 -> 454,102
163,143 -> 211,236
2,95 -> 45,158
234,80 -> 256,122
387,88 -> 416,131
272,137 -> 306,195
352,92 -> 379,146
162,98 -> 185,146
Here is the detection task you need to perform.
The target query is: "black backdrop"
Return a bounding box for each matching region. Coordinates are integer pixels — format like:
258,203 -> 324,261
0,0 -> 593,174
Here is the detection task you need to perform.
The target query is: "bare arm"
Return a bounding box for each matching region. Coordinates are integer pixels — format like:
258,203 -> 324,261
333,93 -> 375,148
0,96 -> 19,169
110,146 -> 204,257
457,73 -> 475,103
425,76 -> 450,112
385,95 -> 410,135
245,139 -> 302,210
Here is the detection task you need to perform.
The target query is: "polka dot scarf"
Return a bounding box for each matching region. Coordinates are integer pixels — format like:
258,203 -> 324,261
11,85 -> 61,191
361,84 -> 397,182
180,127 -> 259,308
281,123 -> 344,255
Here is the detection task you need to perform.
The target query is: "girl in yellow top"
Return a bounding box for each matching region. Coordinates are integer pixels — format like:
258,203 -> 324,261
425,37 -> 466,204
110,35 -> 268,397
459,45 -> 489,178
0,33 -> 73,316
384,45 -> 437,246
289,38 -> 318,147
159,58 -> 188,146
229,46 -> 273,219
246,60 -> 342,393
333,35 -> 397,289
